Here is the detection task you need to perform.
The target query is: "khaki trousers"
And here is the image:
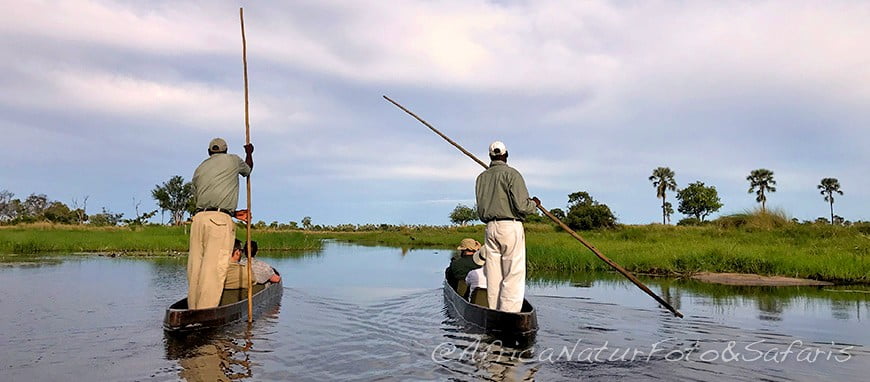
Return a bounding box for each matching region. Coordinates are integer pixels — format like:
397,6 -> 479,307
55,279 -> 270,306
187,211 -> 235,309
484,220 -> 526,312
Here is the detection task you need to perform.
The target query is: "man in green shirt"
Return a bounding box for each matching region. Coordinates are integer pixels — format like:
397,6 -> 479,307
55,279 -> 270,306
187,137 -> 253,309
445,238 -> 482,291
475,141 -> 540,312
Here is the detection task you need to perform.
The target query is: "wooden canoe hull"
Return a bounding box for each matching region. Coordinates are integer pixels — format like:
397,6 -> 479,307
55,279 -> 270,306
442,280 -> 538,347
163,280 -> 283,334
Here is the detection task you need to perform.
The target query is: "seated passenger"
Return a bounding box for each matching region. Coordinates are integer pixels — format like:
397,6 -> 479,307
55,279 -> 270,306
445,238 -> 482,290
465,247 -> 487,299
224,239 -> 250,290
239,240 -> 281,284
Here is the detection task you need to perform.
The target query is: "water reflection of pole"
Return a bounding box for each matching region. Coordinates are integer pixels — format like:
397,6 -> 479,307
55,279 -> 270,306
226,324 -> 255,379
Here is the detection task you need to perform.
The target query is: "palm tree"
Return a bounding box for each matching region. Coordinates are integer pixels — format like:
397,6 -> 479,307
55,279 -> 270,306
649,167 -> 677,224
746,169 -> 776,212
818,178 -> 843,225
663,201 -> 674,224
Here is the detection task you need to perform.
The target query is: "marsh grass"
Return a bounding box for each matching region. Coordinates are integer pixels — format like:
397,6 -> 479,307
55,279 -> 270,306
2,218 -> 868,283
0,223 -> 321,255
311,225 -> 486,249
527,224 -> 868,283
324,222 -> 870,283
714,207 -> 791,229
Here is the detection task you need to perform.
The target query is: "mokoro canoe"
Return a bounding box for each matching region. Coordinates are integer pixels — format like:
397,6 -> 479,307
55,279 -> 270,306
442,280 -> 538,347
163,280 -> 283,334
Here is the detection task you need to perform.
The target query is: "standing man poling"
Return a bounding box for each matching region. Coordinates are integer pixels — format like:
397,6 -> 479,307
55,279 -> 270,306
475,141 -> 540,313
188,138 -> 253,309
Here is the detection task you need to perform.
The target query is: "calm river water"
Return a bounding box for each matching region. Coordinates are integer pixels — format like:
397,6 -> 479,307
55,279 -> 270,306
1,241 -> 867,381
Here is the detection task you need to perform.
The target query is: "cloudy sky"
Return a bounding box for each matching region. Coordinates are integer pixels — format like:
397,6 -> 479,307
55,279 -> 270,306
1,0 -> 868,225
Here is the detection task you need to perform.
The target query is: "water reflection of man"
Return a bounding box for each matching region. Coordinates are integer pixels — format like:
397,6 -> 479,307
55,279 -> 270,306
175,340 -> 253,381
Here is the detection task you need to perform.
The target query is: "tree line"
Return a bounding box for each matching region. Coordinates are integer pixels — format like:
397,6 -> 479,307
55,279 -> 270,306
0,191 -> 87,225
0,191 -> 146,226
649,167 -> 845,225
0,175 -> 316,229
450,190 -> 617,231
0,175 -> 192,226
449,167 -> 849,229
0,168 -> 851,228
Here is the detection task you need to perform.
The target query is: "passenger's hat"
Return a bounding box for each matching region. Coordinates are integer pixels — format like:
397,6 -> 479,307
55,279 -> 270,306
472,247 -> 487,266
489,141 -> 507,156
208,137 -> 228,153
457,238 -> 482,252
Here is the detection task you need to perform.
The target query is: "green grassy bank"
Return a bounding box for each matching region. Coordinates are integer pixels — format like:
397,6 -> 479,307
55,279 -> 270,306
0,223 -> 321,255
321,223 -> 870,284
1,222 -> 868,283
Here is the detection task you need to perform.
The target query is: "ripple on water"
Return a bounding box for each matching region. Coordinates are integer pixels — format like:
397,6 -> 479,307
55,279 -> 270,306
526,284 -> 869,382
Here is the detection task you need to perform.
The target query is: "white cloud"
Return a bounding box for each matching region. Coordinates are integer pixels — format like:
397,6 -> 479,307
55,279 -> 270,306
7,1 -> 870,126
2,0 -> 870,224
0,0 -> 235,55
545,1 -> 870,124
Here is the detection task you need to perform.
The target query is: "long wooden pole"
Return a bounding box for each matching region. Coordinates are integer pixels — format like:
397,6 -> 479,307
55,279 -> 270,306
383,95 -> 684,318
240,8 -> 253,323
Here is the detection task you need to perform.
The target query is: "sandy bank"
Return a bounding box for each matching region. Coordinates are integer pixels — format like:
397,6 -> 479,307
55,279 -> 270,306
691,272 -> 834,286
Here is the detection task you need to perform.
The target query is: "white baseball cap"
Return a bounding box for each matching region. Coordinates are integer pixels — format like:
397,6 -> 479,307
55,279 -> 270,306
489,141 -> 507,156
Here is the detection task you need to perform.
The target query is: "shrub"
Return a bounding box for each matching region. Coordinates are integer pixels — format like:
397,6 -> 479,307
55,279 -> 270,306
564,191 -> 617,230
449,204 -> 477,226
677,217 -> 701,226
713,208 -> 791,230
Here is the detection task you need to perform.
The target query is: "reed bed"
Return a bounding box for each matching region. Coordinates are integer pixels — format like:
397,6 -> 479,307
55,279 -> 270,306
1,221 -> 867,283
324,223 -> 869,284
0,224 -> 321,255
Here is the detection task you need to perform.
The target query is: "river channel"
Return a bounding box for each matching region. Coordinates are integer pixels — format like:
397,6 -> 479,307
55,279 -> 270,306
1,241 -> 867,381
